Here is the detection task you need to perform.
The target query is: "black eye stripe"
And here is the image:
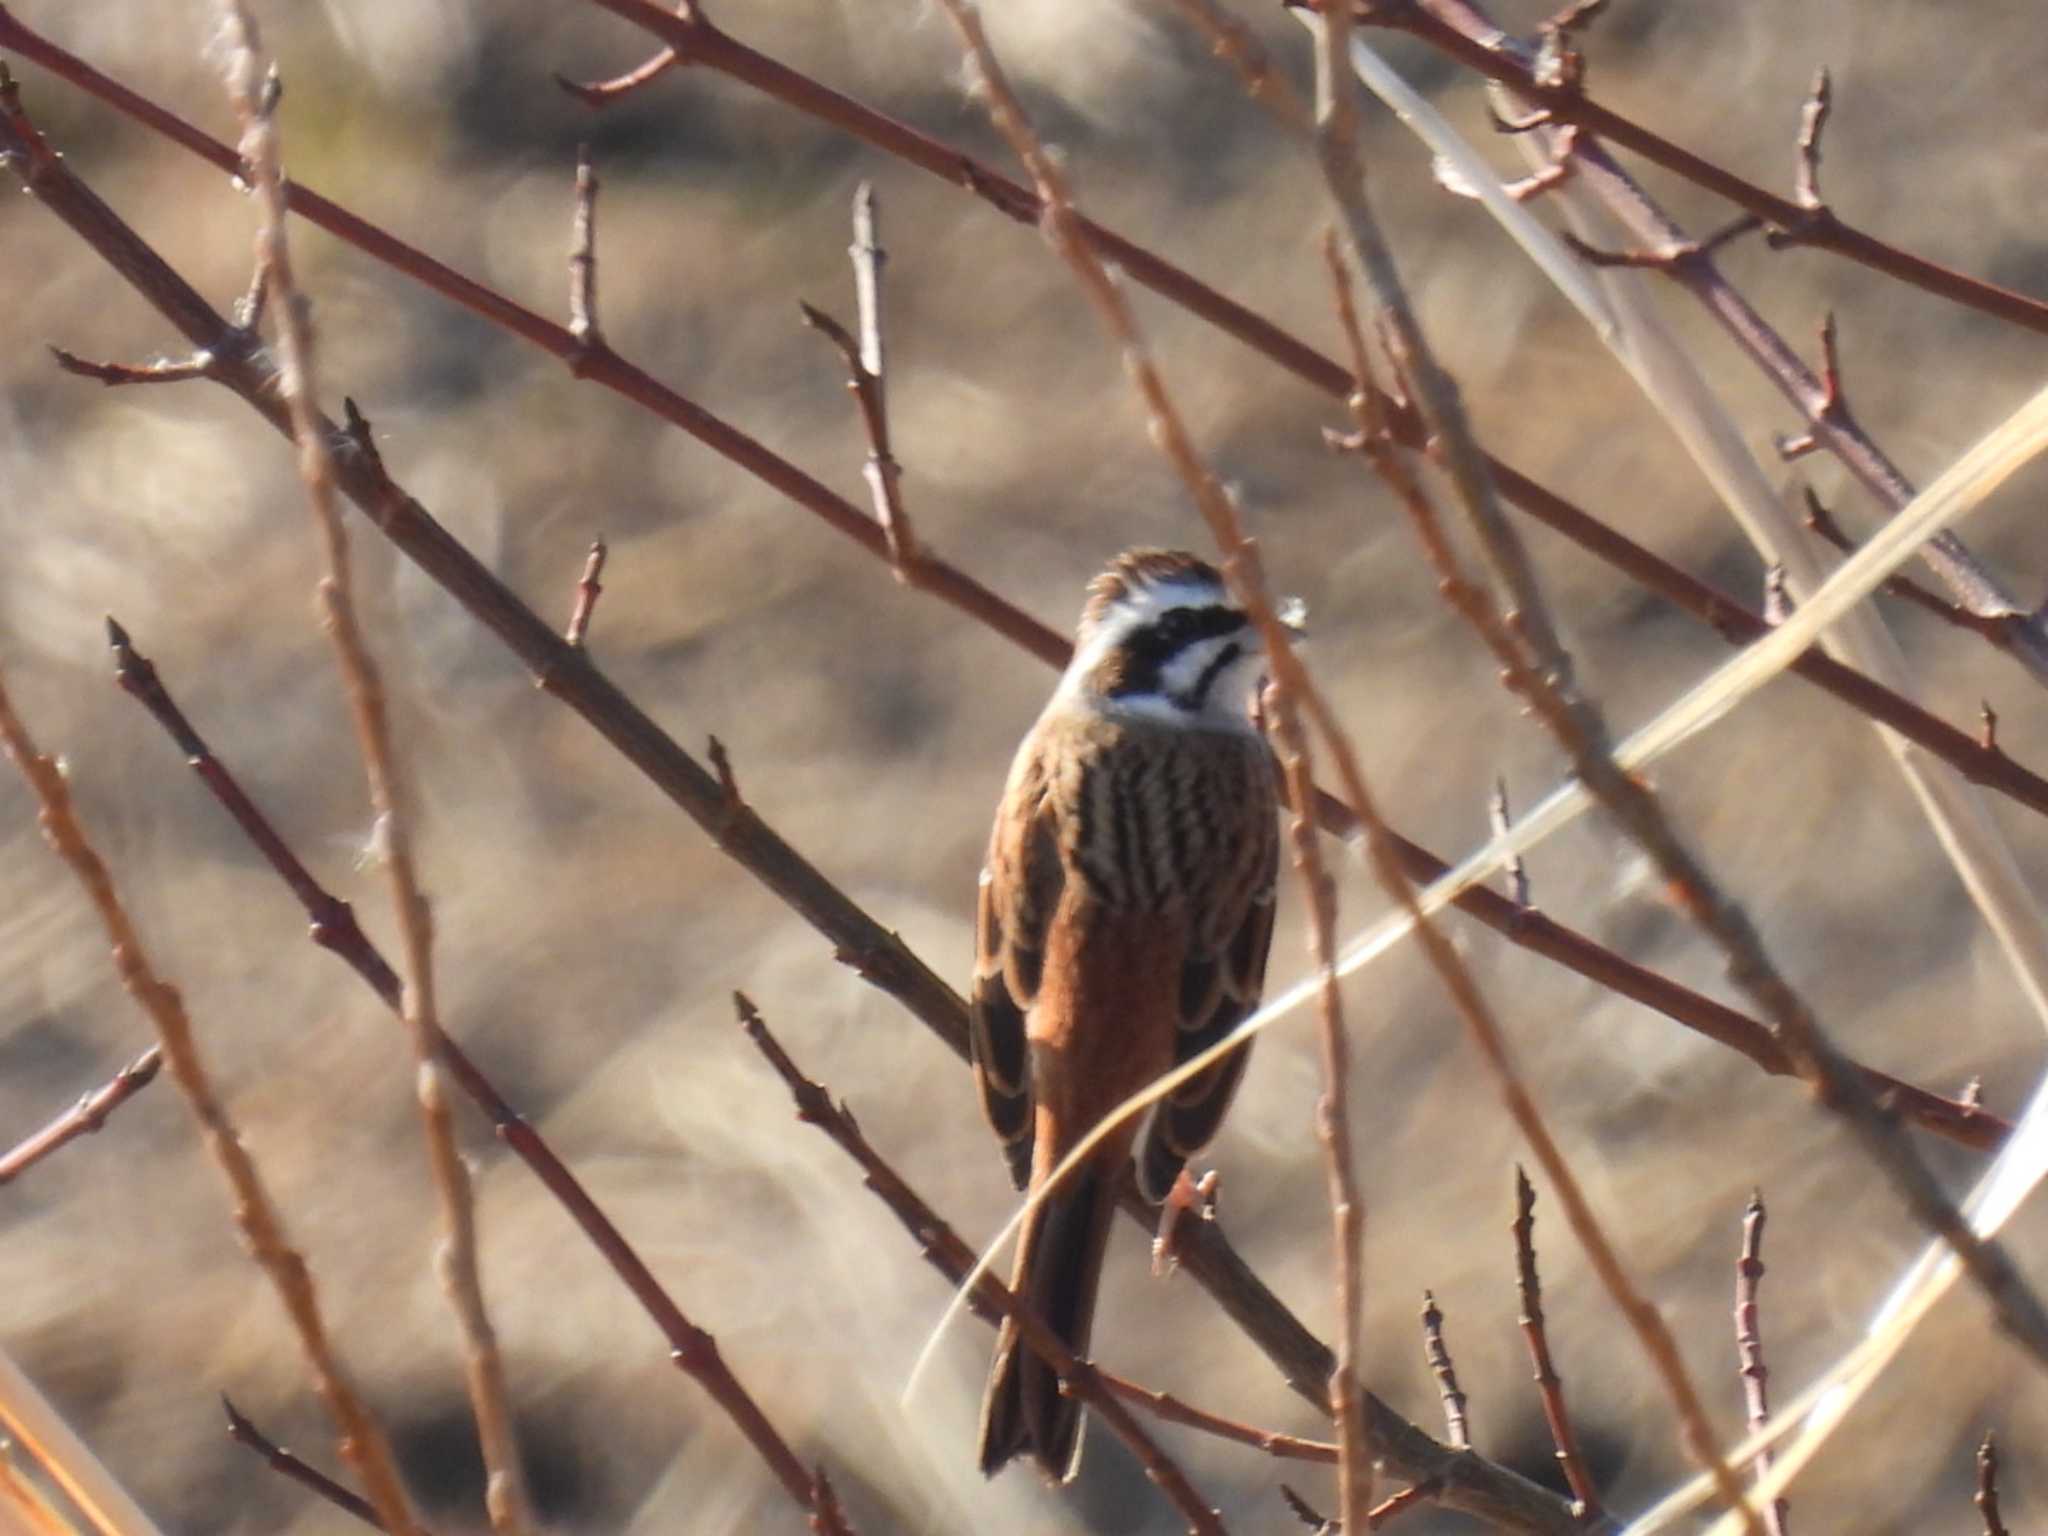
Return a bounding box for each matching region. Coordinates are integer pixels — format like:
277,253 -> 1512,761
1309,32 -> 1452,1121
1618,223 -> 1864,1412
1104,605 -> 1247,699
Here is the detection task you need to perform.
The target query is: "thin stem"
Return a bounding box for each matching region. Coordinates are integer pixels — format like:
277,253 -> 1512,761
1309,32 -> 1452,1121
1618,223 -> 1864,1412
0,1048 -> 161,1187
218,11 -> 533,1530
0,662 -> 424,1536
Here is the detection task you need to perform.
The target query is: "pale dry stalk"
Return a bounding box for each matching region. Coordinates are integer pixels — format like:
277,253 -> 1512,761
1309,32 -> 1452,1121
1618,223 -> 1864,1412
219,6 -> 533,1530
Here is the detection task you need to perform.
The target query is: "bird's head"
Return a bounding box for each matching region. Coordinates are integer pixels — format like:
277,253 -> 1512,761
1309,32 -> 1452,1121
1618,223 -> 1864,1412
1062,548 -> 1265,732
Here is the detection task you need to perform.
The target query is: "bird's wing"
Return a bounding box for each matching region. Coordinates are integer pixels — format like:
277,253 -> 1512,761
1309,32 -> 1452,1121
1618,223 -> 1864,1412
1138,748 -> 1279,1203
972,748 -> 1065,1191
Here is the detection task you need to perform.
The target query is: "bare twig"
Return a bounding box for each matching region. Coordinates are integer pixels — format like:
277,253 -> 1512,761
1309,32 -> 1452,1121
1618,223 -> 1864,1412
1474,15 -> 2048,678
101,619 -> 827,1523
569,144 -> 603,361
46,345 -> 212,386
217,12 -> 533,1530
564,539 -> 608,647
734,994 -> 1212,1535
1801,489 -> 2011,642
1312,7 -> 1571,694
0,60 -> 1985,1536
1323,1 -> 2048,1379
12,7 -> 2045,843
1976,1432 -> 2010,1536
1320,225 -> 1756,1535
1734,1192 -> 1788,1536
1512,1170 -> 1601,1519
799,184 -> 918,578
937,4 -> 1373,1522
0,1047 -> 161,1187
1101,1375 -> 1339,1465
0,660 -> 424,1536
1792,68 -> 1832,215
1420,1292 -> 1471,1450
222,1397 -> 386,1533
1355,3 -> 2048,335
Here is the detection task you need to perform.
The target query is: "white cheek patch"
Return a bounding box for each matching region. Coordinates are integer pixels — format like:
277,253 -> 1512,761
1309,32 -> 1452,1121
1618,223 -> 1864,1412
1059,577 -> 1227,695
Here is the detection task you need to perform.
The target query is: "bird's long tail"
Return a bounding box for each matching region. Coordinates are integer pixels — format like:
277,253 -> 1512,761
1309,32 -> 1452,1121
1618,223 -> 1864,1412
976,1161 -> 1118,1480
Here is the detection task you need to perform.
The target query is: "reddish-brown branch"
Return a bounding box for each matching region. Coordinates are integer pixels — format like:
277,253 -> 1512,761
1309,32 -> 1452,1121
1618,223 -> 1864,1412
1512,1171 -> 1601,1519
9,3 -> 2044,827
0,652 -> 424,1536
0,11 -> 1066,670
734,994 -> 1216,1536
47,344 -> 212,386
1283,1477 -> 1447,1532
1733,1192 -> 1788,1536
0,63 -> 2008,1535
222,1397 -> 387,1533
0,1047 -> 162,1187
1360,1 -> 2048,335
1420,1292 -> 1471,1450
1801,490 -> 2012,643
101,620 -> 821,1521
1321,231 -> 1755,1535
1496,25 -> 2048,675
1100,1376 -> 1339,1465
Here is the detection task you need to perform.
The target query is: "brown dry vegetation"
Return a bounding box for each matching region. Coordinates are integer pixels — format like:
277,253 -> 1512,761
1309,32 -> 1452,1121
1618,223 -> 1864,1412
3,1 -> 2048,1532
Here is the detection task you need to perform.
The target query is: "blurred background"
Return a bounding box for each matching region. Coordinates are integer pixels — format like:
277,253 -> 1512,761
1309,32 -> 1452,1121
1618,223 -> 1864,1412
3,0 -> 2048,1530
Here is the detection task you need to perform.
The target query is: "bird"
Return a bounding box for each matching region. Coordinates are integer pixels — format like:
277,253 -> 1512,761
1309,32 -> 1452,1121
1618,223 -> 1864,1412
970,547 -> 1280,1480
